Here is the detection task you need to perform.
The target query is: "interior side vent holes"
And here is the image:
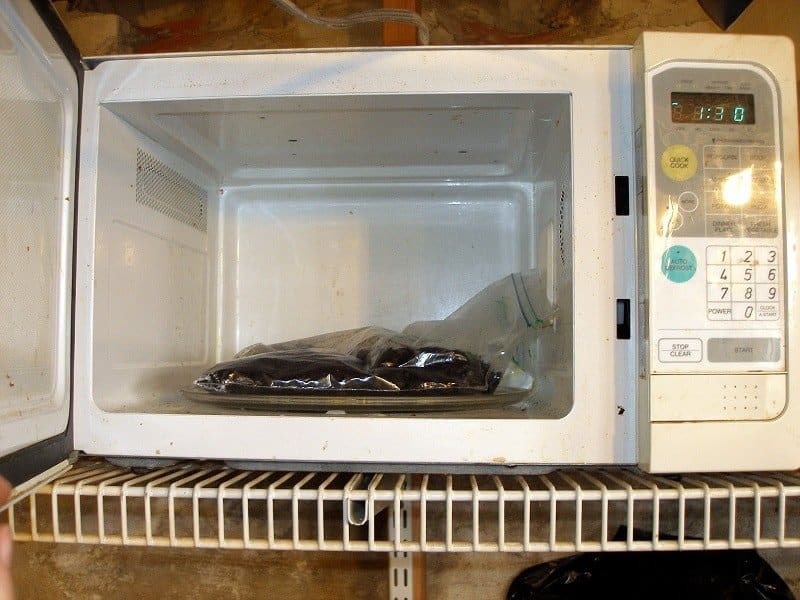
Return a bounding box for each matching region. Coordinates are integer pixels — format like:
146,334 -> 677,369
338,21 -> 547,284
136,149 -> 207,232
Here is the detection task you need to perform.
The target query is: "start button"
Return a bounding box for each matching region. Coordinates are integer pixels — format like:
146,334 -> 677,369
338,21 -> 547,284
658,338 -> 702,363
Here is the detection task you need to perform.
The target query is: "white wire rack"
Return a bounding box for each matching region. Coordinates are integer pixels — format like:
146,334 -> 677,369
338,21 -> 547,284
7,460 -> 800,552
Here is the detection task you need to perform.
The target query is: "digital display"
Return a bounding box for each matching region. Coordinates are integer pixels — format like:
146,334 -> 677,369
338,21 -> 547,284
671,92 -> 755,124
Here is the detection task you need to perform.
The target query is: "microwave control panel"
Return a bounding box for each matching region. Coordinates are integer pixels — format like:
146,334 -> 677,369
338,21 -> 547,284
646,63 -> 785,382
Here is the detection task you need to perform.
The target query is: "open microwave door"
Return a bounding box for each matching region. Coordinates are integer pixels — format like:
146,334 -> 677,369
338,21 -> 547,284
0,0 -> 79,485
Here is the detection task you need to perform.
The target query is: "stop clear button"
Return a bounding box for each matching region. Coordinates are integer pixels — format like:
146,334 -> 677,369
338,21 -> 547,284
658,338 -> 703,363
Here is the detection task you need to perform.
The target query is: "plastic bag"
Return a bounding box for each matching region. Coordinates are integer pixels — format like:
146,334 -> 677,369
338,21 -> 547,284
507,528 -> 794,600
194,327 -> 496,395
403,269 -> 552,390
194,269 -> 554,396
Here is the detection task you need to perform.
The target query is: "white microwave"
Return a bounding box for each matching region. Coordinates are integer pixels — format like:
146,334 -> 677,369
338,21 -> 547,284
0,0 -> 798,488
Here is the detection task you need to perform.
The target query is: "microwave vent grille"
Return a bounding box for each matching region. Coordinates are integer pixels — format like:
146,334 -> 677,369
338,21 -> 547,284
135,148 -> 207,232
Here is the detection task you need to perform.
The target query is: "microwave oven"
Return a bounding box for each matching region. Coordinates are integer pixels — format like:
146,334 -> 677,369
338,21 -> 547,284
0,0 -> 798,487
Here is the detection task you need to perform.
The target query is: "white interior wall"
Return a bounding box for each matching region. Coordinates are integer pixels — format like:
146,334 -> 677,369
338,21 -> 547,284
218,183 -> 532,356
92,109 -> 218,411
105,94 -> 555,185
92,93 -> 572,415
530,98 -> 573,418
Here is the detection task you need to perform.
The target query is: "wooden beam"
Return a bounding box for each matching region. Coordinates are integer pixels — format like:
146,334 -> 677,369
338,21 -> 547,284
383,0 -> 419,46
413,550 -> 427,600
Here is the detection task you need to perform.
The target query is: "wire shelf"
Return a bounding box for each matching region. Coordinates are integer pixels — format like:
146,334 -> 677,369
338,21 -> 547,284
7,460 -> 800,552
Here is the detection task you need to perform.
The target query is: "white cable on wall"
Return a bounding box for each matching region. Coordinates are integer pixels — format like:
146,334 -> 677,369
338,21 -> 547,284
270,0 -> 430,45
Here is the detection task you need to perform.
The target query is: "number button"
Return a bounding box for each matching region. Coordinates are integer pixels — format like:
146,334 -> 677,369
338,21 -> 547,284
756,265 -> 779,283
731,247 -> 754,265
755,246 -> 779,266
756,284 -> 779,302
707,265 -> 731,283
732,284 -> 755,302
733,303 -> 756,321
732,265 -> 754,282
706,245 -> 737,323
707,284 -> 731,302
707,245 -> 731,265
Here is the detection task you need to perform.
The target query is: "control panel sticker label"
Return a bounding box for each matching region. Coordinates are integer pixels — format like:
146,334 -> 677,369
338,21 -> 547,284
648,66 -> 785,375
661,245 -> 697,283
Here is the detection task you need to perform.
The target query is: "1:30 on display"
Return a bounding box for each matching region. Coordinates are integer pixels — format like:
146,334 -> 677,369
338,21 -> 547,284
690,105 -> 747,122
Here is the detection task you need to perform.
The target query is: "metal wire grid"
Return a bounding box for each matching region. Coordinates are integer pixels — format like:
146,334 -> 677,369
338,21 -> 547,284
8,461 -> 800,552
135,148 -> 207,232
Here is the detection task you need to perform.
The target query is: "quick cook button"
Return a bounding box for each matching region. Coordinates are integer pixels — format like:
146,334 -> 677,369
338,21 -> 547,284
661,144 -> 697,182
658,338 -> 702,363
707,337 -> 781,362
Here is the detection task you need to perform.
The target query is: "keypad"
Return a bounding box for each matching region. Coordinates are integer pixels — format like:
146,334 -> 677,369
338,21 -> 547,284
705,245 -> 779,321
700,145 -> 778,239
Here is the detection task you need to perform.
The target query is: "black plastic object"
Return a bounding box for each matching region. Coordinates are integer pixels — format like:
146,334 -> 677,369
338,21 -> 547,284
697,0 -> 753,29
195,327 -> 501,395
616,299 -> 631,339
507,528 -> 794,600
615,175 -> 630,216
